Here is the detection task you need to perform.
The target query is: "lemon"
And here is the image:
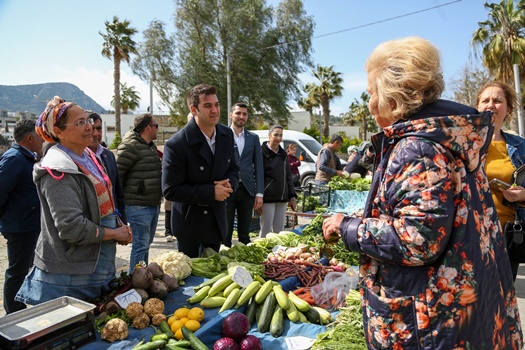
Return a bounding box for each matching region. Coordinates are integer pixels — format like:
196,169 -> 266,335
187,307 -> 205,322
168,315 -> 178,326
185,320 -> 201,332
170,320 -> 184,334
179,317 -> 189,325
174,307 -> 189,319
175,328 -> 184,340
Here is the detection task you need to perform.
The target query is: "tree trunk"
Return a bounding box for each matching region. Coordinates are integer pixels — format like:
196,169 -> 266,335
321,94 -> 330,139
114,49 -> 122,137
361,115 -> 368,141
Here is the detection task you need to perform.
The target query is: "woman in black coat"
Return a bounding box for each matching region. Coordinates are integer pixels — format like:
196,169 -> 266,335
259,125 -> 296,237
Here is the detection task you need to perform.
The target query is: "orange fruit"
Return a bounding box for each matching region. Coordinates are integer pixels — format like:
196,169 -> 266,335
170,320 -> 184,334
185,320 -> 201,332
179,317 -> 189,325
174,328 -> 184,340
187,307 -> 204,322
174,307 -> 189,319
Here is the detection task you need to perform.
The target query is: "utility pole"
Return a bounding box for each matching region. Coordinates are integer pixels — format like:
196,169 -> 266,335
226,52 -> 232,126
514,64 -> 523,137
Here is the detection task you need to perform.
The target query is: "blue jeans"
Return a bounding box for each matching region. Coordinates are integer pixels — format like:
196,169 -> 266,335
126,205 -> 160,273
15,214 -> 119,305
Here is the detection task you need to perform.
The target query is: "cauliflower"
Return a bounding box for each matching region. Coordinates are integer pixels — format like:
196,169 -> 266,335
155,251 -> 192,281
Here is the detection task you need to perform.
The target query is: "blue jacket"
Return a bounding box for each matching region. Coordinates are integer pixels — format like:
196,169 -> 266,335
0,143 -> 40,233
339,100 -> 521,349
235,129 -> 264,197
502,131 -> 525,222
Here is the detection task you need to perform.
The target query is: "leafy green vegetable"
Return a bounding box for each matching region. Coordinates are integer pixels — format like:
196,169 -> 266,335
312,289 -> 366,349
328,176 -> 371,191
227,262 -> 265,278
95,309 -> 130,332
191,254 -> 225,278
220,242 -> 265,264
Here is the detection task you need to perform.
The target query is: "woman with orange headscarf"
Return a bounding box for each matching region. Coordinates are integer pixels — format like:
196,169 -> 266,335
15,96 -> 132,305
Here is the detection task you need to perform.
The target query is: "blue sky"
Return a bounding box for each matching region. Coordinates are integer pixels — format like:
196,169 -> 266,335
0,0 -> 491,115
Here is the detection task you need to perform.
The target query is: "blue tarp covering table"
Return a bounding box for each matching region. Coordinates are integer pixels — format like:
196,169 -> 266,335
82,275 -> 331,349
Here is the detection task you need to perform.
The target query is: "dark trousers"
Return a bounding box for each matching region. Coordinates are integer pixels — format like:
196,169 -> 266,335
225,183 -> 254,247
165,210 -> 172,237
2,231 -> 39,314
177,239 -> 221,258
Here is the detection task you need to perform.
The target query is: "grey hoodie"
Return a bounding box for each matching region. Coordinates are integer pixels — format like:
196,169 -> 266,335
32,146 -> 106,274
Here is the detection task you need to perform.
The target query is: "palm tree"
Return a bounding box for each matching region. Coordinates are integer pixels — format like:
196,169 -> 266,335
112,83 -> 141,114
100,16 -> 138,136
472,0 -> 525,84
297,95 -> 320,130
304,65 -> 343,138
344,92 -> 373,140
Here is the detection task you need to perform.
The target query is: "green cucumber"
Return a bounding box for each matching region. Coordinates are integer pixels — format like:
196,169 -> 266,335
134,340 -> 166,350
159,320 -> 174,338
167,339 -> 191,348
187,285 -> 211,304
181,326 -> 210,350
244,296 -> 257,325
303,306 -> 321,324
257,291 -> 276,333
269,304 -> 284,337
193,272 -> 227,291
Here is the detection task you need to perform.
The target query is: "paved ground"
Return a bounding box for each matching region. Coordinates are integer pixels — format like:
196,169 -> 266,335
1,208 -> 525,334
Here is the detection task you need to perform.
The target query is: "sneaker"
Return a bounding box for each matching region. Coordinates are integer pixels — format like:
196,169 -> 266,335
165,236 -> 174,242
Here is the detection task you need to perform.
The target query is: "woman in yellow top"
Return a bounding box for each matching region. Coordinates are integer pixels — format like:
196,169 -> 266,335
478,81 -> 525,280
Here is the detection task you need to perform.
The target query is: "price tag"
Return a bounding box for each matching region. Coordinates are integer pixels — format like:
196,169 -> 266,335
230,266 -> 253,288
285,336 -> 316,350
114,289 -> 143,309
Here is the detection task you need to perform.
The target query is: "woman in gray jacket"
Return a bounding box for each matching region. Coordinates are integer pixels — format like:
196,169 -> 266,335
16,96 -> 132,305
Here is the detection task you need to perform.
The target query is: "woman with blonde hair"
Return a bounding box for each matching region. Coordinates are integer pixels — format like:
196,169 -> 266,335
323,37 -> 522,349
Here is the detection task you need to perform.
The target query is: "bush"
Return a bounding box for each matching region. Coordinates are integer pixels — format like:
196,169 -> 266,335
110,132 -> 122,149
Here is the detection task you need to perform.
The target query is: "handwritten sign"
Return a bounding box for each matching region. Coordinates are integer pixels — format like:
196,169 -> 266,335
285,336 -> 316,350
230,266 -> 253,288
114,289 -> 143,309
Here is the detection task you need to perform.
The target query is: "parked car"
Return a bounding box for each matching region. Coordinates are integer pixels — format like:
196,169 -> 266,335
251,130 -> 346,187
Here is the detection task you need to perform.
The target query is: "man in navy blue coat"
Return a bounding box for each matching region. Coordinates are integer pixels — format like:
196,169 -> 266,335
162,84 -> 240,257
0,120 -> 44,313
225,102 -> 264,246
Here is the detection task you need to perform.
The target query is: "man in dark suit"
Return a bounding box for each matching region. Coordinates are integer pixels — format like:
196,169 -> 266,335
87,111 -> 127,223
225,102 -> 264,246
162,84 -> 240,257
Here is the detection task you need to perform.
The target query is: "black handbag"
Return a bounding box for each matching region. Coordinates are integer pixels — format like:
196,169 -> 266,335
504,163 -> 525,263
504,219 -> 525,263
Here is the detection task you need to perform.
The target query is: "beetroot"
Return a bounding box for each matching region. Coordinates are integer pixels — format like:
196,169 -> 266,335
239,335 -> 262,350
214,337 -> 239,350
222,312 -> 250,341
131,266 -> 153,290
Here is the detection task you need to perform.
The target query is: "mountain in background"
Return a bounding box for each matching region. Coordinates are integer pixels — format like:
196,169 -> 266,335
0,82 -> 107,115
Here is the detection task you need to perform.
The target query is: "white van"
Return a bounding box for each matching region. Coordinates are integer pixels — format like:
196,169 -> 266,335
251,130 -> 346,187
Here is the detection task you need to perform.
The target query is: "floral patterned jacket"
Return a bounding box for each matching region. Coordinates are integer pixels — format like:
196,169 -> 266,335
340,99 -> 522,349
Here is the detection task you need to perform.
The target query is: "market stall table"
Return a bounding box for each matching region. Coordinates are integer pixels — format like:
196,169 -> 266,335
82,275 -> 331,349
